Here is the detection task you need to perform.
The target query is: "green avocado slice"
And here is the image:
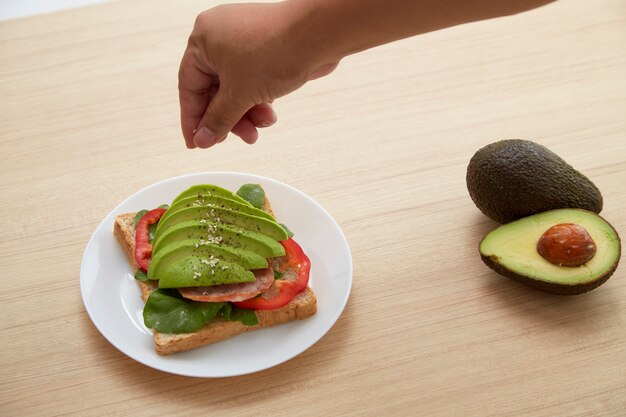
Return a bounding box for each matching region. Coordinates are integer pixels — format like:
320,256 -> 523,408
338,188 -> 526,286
157,255 -> 256,289
171,184 -> 250,206
152,219 -> 285,258
154,206 -> 288,242
479,208 -> 621,294
148,239 -> 268,280
157,194 -> 275,236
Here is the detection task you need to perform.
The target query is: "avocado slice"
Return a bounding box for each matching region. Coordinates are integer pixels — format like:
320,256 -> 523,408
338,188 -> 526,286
153,206 -> 287,242
148,239 -> 269,281
157,194 -> 275,234
171,184 -> 250,206
157,256 -> 256,289
152,220 -> 285,258
479,209 -> 621,294
467,139 -> 603,224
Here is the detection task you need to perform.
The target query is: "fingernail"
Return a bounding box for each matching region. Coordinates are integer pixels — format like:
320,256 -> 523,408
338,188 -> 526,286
259,109 -> 277,127
193,127 -> 217,148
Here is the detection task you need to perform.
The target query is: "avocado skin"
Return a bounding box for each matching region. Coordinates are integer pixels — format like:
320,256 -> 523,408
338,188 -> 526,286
480,251 -> 620,295
467,139 -> 603,224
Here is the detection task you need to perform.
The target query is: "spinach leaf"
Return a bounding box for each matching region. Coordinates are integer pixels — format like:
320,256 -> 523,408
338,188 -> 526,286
134,269 -> 152,282
236,184 -> 265,209
143,289 -> 224,334
273,269 -> 284,280
221,303 -> 259,326
134,209 -> 149,228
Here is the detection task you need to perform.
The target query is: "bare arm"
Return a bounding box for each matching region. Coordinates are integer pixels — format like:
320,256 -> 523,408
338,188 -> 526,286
179,0 -> 555,148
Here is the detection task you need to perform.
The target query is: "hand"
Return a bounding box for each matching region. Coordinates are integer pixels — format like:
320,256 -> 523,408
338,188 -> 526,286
178,3 -> 339,149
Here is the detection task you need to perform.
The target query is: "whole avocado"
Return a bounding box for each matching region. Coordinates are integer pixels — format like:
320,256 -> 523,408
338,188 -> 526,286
466,139 -> 602,224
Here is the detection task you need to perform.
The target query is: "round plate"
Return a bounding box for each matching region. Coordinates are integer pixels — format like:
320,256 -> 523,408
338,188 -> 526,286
80,172 -> 352,377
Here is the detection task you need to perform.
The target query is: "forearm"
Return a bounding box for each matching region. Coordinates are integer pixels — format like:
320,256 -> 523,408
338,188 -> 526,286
283,0 -> 556,63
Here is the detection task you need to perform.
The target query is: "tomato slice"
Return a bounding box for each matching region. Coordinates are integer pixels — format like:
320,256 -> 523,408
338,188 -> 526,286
233,238 -> 311,310
134,207 -> 167,272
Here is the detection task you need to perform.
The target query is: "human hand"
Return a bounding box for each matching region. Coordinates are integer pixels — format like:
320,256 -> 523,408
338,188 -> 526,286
178,2 -> 339,149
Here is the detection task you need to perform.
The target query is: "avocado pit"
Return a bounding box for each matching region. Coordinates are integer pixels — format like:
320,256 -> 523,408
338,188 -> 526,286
537,223 -> 596,267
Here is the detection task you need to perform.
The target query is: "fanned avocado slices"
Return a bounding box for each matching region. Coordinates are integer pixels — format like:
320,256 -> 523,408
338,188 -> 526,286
147,184 -> 288,289
171,184 -> 251,206
148,239 -> 269,280
152,219 -> 285,258
154,206 -> 287,242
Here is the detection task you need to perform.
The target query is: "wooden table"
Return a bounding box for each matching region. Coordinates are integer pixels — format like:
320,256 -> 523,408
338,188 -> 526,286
1,0 -> 625,415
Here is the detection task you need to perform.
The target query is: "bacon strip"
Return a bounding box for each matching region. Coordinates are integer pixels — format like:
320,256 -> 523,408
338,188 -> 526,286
178,267 -> 274,302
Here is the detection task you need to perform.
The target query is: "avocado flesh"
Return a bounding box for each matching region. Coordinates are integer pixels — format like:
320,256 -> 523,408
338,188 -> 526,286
147,184 -> 287,289
467,140 -> 603,224
152,220 -> 285,259
154,205 -> 288,243
157,256 -> 256,289
480,209 -> 620,293
170,184 -> 250,206
148,239 -> 269,280
158,194 -> 275,232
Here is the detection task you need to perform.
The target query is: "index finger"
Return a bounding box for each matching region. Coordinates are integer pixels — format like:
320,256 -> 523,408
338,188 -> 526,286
178,50 -> 216,148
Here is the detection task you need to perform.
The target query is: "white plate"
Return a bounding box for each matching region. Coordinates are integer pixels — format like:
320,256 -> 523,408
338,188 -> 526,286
80,172 -> 352,377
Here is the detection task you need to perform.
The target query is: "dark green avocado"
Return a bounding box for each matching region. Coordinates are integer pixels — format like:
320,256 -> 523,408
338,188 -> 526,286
467,139 -> 603,224
479,209 -> 621,294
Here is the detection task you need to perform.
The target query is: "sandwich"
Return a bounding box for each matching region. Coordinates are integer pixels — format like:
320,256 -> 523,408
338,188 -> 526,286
113,183 -> 317,355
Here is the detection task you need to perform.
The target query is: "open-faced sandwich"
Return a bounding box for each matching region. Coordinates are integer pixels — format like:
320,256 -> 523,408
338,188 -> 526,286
114,183 -> 316,355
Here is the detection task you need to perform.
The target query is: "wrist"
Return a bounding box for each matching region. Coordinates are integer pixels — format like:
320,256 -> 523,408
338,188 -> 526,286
277,0 -> 350,77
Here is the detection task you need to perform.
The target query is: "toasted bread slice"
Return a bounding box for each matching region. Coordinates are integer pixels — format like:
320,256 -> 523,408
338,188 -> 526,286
113,198 -> 317,355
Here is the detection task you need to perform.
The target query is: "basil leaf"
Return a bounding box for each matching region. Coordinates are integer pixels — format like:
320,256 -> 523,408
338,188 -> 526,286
222,303 -> 259,326
236,184 -> 265,209
134,209 -> 149,228
280,223 -> 294,238
143,289 -> 224,334
134,269 -> 151,282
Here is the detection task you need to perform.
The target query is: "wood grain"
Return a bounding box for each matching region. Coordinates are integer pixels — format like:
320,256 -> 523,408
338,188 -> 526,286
1,0 -> 625,415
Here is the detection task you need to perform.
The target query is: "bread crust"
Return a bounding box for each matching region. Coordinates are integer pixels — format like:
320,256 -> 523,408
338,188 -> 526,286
113,198 -> 317,355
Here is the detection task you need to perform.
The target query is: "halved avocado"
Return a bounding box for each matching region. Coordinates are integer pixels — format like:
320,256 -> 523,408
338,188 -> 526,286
479,209 -> 621,294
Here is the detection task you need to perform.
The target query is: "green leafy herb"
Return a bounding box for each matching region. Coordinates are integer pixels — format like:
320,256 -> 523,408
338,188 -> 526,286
273,269 -> 284,280
134,269 -> 151,282
236,184 -> 265,209
221,303 -> 259,326
158,204 -> 170,209
134,209 -> 149,228
280,223 -> 294,238
143,289 -> 224,334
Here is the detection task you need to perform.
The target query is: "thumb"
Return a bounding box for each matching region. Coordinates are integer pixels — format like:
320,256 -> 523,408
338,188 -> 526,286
193,87 -> 249,148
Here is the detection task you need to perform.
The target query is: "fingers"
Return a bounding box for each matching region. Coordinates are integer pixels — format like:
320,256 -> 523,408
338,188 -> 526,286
231,116 -> 259,145
193,95 -> 277,149
179,49 -> 277,149
178,51 -> 215,149
247,102 -> 277,128
192,83 -> 250,147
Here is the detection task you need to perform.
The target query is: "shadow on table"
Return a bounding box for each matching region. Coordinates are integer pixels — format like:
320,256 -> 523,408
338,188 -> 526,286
79,298 -> 356,402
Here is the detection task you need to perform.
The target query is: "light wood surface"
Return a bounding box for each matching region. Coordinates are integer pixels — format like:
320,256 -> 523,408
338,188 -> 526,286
1,0 -> 625,415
